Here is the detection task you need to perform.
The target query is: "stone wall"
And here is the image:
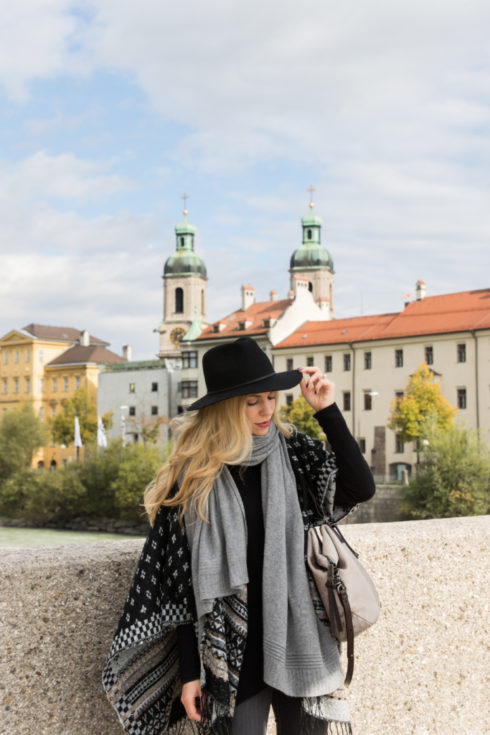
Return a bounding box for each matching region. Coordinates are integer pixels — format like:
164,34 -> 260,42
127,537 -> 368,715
1,516 -> 488,735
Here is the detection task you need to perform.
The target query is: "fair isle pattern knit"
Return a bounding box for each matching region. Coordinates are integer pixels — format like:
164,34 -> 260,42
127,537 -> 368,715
102,431 -> 354,735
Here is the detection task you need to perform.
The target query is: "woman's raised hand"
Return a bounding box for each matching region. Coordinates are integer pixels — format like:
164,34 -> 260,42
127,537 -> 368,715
181,679 -> 203,722
299,367 -> 335,413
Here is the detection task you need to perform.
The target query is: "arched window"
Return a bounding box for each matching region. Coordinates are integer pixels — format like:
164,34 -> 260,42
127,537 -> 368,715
307,229 -> 312,240
175,287 -> 184,313
308,281 -> 313,293
180,237 -> 185,249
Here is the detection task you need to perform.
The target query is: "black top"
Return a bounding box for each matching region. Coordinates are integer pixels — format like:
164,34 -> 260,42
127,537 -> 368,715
176,402 -> 375,702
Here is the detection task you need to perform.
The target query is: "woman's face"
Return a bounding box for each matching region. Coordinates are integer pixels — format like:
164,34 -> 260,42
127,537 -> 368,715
244,392 -> 276,436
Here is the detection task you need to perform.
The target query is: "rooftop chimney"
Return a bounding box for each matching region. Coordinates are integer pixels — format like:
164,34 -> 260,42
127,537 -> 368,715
122,345 -> 132,361
241,284 -> 255,311
270,289 -> 277,302
416,280 -> 426,301
80,330 -> 90,347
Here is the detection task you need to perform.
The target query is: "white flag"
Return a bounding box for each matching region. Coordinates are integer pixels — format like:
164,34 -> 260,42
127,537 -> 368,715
97,416 -> 107,448
74,416 -> 83,448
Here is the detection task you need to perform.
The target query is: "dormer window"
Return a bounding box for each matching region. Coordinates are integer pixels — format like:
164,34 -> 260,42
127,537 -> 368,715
238,321 -> 246,331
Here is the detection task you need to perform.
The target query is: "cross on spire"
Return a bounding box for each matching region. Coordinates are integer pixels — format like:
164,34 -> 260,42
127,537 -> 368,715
307,185 -> 315,209
182,193 -> 189,215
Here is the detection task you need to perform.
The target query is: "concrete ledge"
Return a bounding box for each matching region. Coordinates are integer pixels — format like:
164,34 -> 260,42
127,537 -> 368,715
1,516 -> 489,735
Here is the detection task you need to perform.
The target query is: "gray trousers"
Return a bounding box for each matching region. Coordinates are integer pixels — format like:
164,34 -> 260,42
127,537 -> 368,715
231,686 -> 329,735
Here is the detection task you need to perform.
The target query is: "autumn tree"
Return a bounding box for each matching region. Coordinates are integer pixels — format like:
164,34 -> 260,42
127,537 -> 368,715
388,363 -> 456,459
280,396 -> 325,440
50,388 -> 113,446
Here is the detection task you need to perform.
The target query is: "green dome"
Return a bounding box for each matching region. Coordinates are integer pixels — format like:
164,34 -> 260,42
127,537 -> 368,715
164,251 -> 207,277
290,243 -> 334,271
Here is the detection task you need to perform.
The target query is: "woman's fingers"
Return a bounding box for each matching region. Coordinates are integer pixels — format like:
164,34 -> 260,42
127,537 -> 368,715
299,367 -> 335,410
181,680 -> 203,722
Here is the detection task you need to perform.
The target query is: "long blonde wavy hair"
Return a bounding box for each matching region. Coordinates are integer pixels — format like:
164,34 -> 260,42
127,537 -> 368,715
144,392 -> 292,525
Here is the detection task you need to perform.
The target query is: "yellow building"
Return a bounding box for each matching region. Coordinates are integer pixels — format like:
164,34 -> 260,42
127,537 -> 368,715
0,324 -> 124,467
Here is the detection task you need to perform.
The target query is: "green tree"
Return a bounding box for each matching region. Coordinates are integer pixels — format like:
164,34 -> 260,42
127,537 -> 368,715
280,396 -> 325,440
402,422 -> 490,519
50,388 -> 113,446
388,363 -> 456,459
0,402 -> 48,480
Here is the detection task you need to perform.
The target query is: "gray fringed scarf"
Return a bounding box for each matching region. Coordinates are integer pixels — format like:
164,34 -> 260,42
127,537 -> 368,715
185,423 -> 345,699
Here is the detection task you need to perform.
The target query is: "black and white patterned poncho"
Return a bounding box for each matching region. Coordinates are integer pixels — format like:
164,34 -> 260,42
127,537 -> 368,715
102,431 -> 354,735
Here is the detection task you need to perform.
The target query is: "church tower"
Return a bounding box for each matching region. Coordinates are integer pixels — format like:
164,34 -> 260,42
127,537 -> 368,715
158,201 -> 207,358
289,193 -> 334,317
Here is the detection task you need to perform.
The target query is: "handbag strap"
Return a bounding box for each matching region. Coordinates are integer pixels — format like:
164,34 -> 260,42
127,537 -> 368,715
337,586 -> 355,686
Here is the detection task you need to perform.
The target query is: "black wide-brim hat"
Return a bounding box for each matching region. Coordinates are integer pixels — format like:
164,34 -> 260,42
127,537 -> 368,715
187,336 -> 302,411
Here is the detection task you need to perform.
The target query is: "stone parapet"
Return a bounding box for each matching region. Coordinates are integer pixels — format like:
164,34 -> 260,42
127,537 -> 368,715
1,516 -> 488,735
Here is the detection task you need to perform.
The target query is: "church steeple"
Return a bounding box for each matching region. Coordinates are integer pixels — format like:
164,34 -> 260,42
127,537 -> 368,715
289,191 -> 334,317
158,199 -> 208,359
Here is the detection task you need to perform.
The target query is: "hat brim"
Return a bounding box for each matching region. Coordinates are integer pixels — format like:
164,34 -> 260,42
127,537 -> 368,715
187,369 -> 303,411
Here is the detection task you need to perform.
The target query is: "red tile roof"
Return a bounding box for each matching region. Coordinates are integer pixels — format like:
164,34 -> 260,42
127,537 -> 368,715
198,298 -> 292,340
46,345 -> 124,366
22,324 -> 108,345
275,288 -> 490,349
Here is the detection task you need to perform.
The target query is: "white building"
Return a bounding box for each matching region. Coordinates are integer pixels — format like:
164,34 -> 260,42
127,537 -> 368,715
98,359 -> 180,444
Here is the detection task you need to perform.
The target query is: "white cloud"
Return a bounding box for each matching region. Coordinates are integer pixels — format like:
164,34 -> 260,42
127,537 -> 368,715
0,2 -> 88,101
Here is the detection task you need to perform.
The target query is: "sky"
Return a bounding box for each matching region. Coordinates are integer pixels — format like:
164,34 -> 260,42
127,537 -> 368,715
0,0 -> 489,359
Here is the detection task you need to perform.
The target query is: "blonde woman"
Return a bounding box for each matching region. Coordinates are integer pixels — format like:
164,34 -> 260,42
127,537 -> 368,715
103,337 -> 375,735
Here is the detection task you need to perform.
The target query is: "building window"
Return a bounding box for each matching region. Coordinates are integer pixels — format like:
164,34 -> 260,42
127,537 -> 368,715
39,407 -> 44,419
2,378 -> 7,394
395,349 -> 403,367
75,376 -> 81,390
129,406 -> 136,416
3,351 -> 8,365
182,351 -> 198,369
395,434 -> 404,453
39,349 -> 44,363
175,287 -> 184,313
457,388 -> 467,409
181,381 -> 198,399
286,358 -> 294,371
151,382 -> 158,392
63,377 -> 69,392
129,383 -> 136,393
457,344 -> 466,363
51,405 -> 56,418
358,438 -> 366,453
52,378 -> 57,393
343,391 -> 351,411
26,349 -> 30,363
25,378 -> 31,393
40,379 -> 44,393
286,394 -> 293,407
306,356 -> 314,367
425,346 -> 433,365
364,392 -> 372,410
395,391 -> 404,400
343,353 -> 351,371
151,406 -> 158,416
14,350 -> 19,363
364,352 -> 372,370
325,355 -> 332,373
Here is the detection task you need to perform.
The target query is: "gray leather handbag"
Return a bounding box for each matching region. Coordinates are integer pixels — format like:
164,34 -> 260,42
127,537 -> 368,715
307,522 -> 381,685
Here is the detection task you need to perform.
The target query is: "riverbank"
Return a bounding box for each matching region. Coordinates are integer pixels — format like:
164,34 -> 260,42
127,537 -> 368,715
0,514 -> 149,536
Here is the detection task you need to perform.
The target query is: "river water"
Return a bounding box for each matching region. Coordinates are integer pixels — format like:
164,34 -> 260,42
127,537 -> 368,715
0,527 -> 144,548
